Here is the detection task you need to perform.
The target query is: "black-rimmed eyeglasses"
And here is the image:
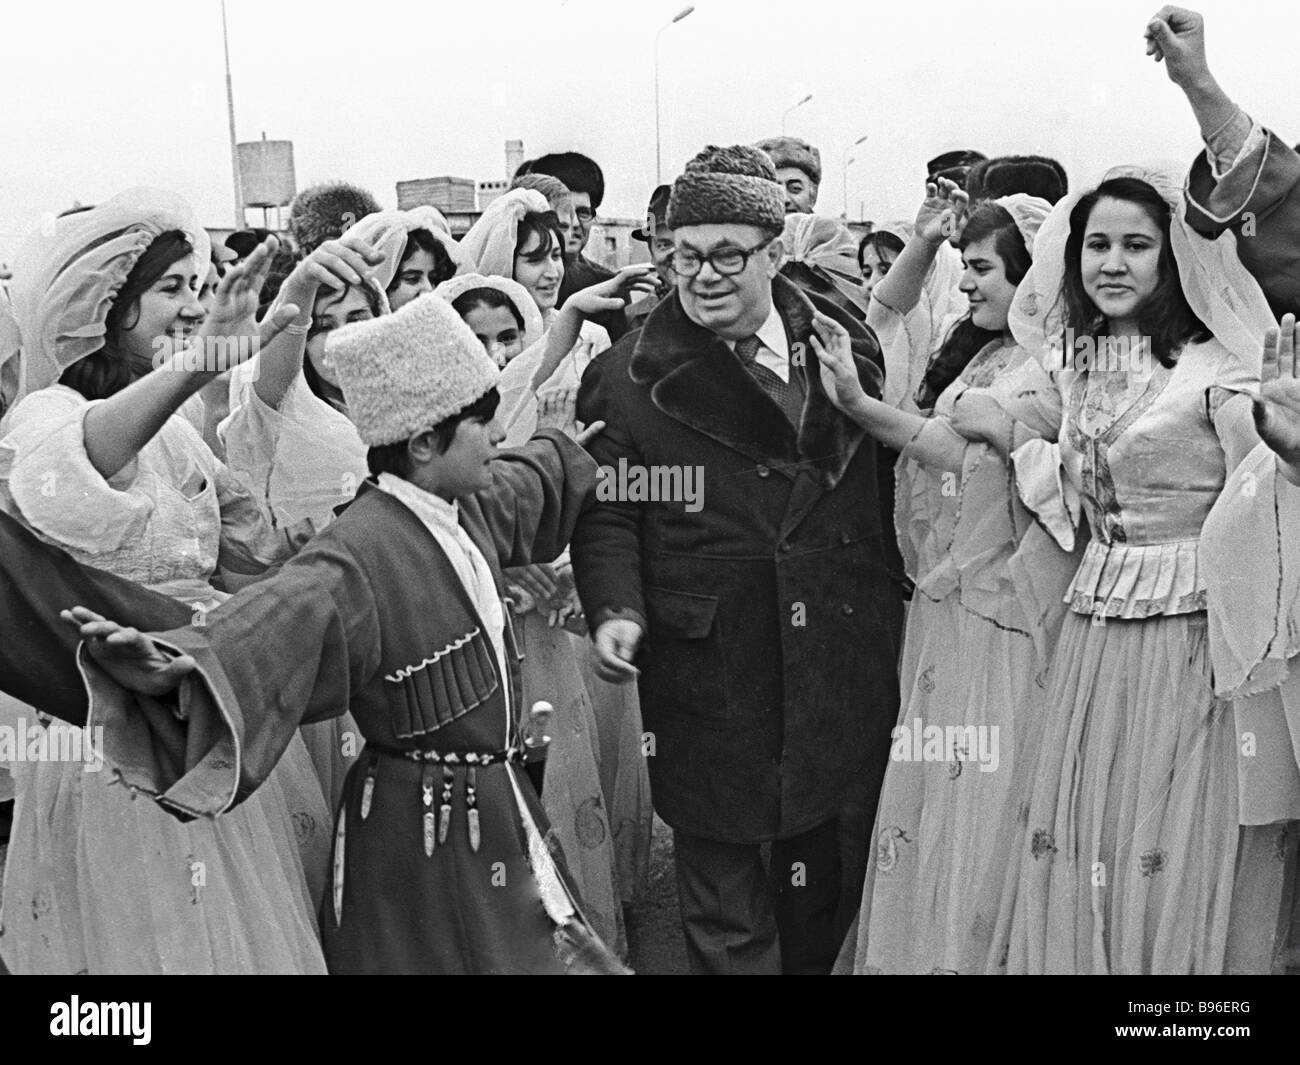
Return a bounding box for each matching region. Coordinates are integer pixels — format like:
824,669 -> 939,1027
672,238 -> 772,278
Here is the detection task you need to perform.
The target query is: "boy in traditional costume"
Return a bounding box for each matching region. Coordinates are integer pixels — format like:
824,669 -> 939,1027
56,293 -> 624,974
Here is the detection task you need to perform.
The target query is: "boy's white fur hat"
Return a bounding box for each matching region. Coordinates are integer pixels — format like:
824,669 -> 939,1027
326,293 -> 500,446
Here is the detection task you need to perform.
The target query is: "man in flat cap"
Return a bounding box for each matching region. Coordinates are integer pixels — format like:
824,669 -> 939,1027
574,145 -> 902,974
755,136 -> 822,215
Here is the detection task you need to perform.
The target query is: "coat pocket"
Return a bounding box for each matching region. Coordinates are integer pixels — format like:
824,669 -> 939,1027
641,586 -> 730,726
384,628 -> 500,739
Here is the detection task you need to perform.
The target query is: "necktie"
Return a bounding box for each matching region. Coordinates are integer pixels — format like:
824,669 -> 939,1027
735,334 -> 803,427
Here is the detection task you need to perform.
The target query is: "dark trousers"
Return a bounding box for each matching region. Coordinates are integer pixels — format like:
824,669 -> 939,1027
673,809 -> 871,975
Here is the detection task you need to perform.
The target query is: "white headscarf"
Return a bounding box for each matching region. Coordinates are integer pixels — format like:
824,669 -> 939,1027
0,188 -> 211,411
341,205 -> 468,307
779,213 -> 867,312
433,272 -> 545,352
458,188 -> 551,280
1009,164 -> 1273,373
994,193 -> 1052,258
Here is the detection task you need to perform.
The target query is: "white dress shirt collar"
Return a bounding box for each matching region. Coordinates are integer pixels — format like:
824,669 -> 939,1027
724,301 -> 791,381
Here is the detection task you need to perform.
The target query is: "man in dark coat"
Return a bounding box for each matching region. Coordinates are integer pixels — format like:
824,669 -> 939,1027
572,145 -> 903,974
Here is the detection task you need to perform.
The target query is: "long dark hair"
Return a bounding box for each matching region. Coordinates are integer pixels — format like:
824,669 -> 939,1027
1060,176 -> 1209,369
915,203 -> 1032,409
59,230 -> 195,400
858,228 -> 905,275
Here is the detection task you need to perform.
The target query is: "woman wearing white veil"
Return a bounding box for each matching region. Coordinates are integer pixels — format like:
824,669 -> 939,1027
0,189 -> 328,973
821,192 -> 1078,974
982,164 -> 1288,973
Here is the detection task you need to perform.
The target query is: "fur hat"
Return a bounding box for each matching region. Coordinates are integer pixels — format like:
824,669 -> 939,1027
925,150 -> 987,191
966,155 -> 1069,206
754,136 -> 822,186
325,293 -> 499,446
288,181 -> 382,255
667,145 -> 786,233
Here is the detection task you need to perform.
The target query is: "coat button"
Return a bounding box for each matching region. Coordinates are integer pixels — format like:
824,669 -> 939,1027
839,531 -> 853,545
842,603 -> 855,616
778,541 -> 790,552
756,464 -> 771,478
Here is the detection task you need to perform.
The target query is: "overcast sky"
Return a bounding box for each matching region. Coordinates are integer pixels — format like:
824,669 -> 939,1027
1,0 -> 1295,261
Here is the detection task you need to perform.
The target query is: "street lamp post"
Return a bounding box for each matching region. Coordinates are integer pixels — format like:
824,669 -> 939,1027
655,6 -> 695,186
221,0 -> 243,229
781,93 -> 813,134
842,134 -> 868,221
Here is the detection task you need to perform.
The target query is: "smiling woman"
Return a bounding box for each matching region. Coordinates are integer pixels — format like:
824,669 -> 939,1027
1062,176 -> 1211,366
987,168 -> 1287,974
0,188 -> 329,975
512,211 -> 566,313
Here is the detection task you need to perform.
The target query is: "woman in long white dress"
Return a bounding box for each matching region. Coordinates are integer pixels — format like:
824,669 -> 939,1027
0,189 -> 327,974
986,166 -> 1285,973
823,188 -> 1079,973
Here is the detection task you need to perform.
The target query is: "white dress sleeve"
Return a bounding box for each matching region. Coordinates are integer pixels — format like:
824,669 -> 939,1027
1,387 -> 153,554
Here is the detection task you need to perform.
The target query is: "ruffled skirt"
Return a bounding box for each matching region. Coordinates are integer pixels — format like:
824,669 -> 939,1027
0,708 -> 328,974
838,580 -> 1046,973
990,610 -> 1293,973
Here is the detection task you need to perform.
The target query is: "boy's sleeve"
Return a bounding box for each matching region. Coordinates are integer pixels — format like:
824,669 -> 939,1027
467,428 -> 599,570
0,509 -> 191,724
78,538 -> 383,820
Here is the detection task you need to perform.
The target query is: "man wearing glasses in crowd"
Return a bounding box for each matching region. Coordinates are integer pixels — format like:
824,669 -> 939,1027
573,144 -> 902,975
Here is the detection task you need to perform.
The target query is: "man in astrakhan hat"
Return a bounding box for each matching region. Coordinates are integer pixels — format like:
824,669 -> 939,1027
573,145 -> 904,974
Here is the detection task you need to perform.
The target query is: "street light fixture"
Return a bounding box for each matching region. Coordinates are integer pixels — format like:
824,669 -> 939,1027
655,6 -> 696,185
842,134 -> 868,221
781,93 -> 813,134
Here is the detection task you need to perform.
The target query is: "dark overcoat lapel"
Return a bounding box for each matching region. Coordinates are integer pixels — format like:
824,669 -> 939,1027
627,274 -> 880,498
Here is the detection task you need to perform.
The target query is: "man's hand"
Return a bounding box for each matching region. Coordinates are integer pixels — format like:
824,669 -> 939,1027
1145,7 -> 1210,89
60,606 -> 195,696
592,618 -> 643,683
1254,314 -> 1300,481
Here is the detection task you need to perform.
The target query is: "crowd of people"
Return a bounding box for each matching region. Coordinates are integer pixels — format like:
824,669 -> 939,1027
0,5 -> 1299,975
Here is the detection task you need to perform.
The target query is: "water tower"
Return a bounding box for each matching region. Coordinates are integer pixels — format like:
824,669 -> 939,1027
237,135 -> 296,230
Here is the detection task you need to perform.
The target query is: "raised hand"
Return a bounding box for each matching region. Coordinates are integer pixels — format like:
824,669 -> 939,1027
810,310 -> 867,415
194,236 -> 284,370
278,234 -> 385,317
915,177 -> 968,245
564,264 -> 658,318
1253,313 -> 1300,474
1145,7 -> 1210,88
59,605 -> 195,696
537,385 -> 579,434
